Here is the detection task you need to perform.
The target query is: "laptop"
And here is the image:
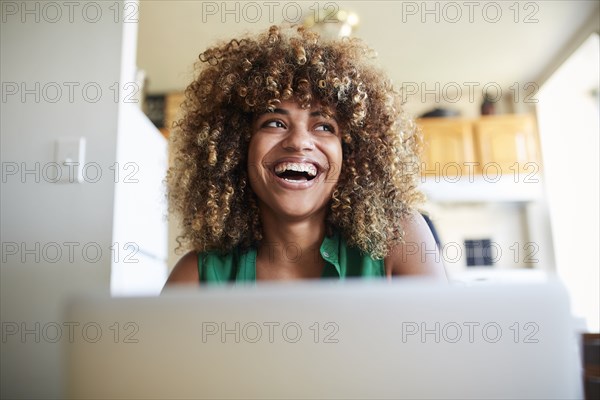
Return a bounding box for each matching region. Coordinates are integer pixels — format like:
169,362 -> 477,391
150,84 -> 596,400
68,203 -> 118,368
65,279 -> 583,399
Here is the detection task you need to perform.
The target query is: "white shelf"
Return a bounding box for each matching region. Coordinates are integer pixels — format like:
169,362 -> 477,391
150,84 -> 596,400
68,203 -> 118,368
449,268 -> 550,285
420,174 -> 544,203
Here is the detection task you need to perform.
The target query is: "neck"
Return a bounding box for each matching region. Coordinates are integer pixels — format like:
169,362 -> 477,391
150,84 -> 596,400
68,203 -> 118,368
256,207 -> 327,277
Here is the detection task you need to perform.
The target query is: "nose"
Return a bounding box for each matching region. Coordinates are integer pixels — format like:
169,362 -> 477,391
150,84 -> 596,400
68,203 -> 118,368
281,125 -> 315,152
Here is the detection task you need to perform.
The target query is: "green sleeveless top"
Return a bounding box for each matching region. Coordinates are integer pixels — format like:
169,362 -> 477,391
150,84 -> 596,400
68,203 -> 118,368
198,230 -> 384,284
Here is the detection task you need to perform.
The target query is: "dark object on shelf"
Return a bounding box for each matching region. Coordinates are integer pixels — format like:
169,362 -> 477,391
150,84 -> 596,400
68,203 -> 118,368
419,108 -> 460,118
582,333 -> 600,400
465,239 -> 494,267
481,93 -> 496,115
144,94 -> 166,128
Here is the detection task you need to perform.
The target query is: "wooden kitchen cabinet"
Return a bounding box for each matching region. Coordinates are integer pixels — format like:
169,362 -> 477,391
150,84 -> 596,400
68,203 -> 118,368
417,118 -> 478,176
417,114 -> 541,177
474,114 -> 540,174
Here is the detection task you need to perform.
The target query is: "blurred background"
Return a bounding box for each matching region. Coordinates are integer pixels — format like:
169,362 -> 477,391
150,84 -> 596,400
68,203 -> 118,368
1,1 -> 599,332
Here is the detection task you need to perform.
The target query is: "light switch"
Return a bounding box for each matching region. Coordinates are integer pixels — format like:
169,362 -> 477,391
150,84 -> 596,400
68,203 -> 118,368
54,137 -> 86,183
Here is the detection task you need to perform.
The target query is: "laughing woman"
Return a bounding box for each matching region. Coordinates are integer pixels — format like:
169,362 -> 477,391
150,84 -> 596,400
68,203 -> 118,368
164,25 -> 446,285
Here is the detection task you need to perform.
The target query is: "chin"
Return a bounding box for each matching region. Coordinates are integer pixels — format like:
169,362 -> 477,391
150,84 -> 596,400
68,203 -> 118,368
280,205 -> 325,220
264,196 -> 329,221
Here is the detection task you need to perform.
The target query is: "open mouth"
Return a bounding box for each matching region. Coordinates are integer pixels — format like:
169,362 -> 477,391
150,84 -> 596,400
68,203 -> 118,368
273,161 -> 319,182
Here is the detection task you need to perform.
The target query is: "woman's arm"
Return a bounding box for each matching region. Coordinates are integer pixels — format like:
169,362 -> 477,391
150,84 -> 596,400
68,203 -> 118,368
384,212 -> 448,280
163,251 -> 200,289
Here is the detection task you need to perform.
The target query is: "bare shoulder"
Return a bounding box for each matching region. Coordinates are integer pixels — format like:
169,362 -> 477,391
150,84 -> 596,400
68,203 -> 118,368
163,250 -> 200,288
384,211 -> 447,280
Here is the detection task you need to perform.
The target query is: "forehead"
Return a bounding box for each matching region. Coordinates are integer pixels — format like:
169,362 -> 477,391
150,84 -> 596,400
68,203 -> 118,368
256,100 -> 337,119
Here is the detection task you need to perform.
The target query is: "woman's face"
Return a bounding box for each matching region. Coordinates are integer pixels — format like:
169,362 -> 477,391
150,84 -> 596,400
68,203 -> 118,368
248,100 -> 343,222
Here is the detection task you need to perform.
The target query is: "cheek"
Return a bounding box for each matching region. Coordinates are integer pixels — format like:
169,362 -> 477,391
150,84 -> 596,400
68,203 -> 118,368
247,136 -> 266,169
247,135 -> 277,184
246,138 -> 262,187
247,140 -> 256,166
327,142 -> 343,177
319,142 -> 342,185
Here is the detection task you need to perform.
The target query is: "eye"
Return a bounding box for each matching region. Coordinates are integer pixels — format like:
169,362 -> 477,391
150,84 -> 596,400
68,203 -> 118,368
262,120 -> 286,129
315,123 -> 336,134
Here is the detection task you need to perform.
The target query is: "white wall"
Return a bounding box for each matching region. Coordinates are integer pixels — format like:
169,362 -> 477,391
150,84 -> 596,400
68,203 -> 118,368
0,2 -> 143,398
1,2 -> 124,276
111,103 -> 168,295
537,33 -> 600,332
423,202 -> 531,274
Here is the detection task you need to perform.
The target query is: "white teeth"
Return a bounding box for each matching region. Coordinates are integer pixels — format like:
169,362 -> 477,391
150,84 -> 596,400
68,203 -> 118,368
274,162 -> 317,177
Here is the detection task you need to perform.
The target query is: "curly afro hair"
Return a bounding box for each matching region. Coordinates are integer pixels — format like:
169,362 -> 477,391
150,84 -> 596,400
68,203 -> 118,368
167,25 -> 424,259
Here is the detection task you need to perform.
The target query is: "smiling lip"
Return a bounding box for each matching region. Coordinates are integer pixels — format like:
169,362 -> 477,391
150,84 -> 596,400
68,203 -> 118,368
267,157 -> 325,190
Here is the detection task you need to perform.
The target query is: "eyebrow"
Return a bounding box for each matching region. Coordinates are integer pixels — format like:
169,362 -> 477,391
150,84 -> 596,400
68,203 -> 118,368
264,108 -> 335,119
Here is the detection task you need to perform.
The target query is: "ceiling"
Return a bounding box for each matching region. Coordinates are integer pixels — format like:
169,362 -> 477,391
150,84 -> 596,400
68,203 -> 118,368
137,1 -> 599,99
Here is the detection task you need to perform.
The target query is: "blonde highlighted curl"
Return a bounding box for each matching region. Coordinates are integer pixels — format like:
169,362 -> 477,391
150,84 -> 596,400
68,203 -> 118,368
167,25 -> 424,259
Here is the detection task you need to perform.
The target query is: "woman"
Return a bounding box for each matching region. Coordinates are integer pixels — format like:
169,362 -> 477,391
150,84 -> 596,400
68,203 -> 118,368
165,25 -> 446,285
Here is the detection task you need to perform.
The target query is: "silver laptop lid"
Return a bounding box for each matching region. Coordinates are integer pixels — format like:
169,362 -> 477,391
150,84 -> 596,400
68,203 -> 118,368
66,279 -> 582,399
